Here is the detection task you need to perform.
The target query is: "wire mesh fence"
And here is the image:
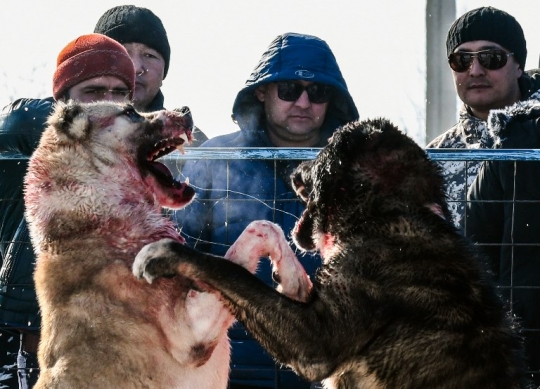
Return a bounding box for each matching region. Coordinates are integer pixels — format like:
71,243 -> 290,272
1,148 -> 540,387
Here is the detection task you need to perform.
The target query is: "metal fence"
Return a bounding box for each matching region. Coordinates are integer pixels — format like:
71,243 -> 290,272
1,148 -> 540,387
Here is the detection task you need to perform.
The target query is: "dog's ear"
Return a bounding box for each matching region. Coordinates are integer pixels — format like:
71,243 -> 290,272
47,100 -> 90,141
291,161 -> 313,202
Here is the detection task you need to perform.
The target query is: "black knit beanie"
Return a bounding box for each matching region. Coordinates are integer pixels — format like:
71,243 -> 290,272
446,6 -> 527,69
94,5 -> 171,78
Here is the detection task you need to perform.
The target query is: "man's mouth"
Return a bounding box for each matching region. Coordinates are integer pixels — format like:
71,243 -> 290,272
290,115 -> 312,120
468,83 -> 491,89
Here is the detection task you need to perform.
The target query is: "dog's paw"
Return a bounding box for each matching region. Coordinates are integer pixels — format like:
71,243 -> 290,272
133,239 -> 179,283
226,220 -> 286,272
227,220 -> 312,301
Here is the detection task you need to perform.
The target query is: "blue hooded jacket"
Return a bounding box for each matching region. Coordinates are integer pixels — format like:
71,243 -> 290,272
175,33 -> 358,388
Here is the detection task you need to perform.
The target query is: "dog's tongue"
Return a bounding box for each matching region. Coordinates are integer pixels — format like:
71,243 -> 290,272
150,161 -> 173,181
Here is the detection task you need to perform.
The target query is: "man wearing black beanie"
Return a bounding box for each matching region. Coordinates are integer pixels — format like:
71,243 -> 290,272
428,7 -> 540,386
427,6 -> 540,224
94,5 -> 207,144
94,5 -> 170,113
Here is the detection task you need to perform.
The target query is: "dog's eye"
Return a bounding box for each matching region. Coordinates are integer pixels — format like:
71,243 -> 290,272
121,107 -> 143,122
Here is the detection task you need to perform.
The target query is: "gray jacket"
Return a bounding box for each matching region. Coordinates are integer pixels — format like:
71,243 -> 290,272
426,70 -> 540,227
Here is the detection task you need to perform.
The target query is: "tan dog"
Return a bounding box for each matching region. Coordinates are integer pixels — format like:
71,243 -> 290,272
25,101 -> 310,388
24,101 -> 312,388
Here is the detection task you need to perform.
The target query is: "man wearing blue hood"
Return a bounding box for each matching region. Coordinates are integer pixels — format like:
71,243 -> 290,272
176,32 -> 358,388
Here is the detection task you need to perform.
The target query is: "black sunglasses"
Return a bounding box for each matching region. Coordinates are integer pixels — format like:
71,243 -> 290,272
448,49 -> 514,73
276,81 -> 333,104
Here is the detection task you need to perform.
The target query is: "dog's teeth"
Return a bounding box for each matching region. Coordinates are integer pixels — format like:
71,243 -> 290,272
148,150 -> 158,161
185,177 -> 189,185
176,144 -> 185,154
180,133 -> 189,144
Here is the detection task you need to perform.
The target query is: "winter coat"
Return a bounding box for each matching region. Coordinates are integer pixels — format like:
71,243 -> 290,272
175,32 -> 359,388
465,98 -> 540,381
0,97 -> 54,331
426,70 -> 540,227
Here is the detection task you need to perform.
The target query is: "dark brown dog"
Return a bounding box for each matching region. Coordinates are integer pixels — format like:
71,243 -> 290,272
134,119 -> 531,388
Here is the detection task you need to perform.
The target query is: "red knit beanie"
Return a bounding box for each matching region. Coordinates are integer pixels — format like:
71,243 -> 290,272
53,33 -> 135,100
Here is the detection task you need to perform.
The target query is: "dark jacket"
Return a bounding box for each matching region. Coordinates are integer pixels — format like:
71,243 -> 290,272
465,98 -> 540,380
176,32 -> 359,388
427,70 -> 540,227
0,97 -> 54,330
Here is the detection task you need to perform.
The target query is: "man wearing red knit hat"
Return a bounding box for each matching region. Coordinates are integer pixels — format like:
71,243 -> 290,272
0,33 -> 135,389
52,33 -> 135,102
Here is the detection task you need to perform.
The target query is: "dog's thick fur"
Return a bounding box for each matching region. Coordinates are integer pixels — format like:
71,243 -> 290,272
25,101 -> 269,388
135,118 -> 531,389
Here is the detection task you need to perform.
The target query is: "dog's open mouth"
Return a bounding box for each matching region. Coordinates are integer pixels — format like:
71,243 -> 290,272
145,133 -> 191,189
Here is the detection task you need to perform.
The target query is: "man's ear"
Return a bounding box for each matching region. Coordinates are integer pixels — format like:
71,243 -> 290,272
254,85 -> 267,102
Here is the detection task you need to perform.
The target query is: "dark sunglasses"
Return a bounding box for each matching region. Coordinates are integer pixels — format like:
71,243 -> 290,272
448,49 -> 514,73
276,81 -> 333,104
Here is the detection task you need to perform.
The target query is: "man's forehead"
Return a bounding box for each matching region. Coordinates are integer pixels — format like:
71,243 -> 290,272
123,42 -> 163,58
78,76 -> 129,89
454,40 -> 506,52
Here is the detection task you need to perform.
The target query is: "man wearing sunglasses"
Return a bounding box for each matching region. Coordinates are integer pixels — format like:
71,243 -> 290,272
428,7 -> 540,385
176,32 -> 358,389
426,6 -> 540,227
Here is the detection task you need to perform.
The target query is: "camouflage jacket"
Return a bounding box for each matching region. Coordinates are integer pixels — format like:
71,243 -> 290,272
426,70 -> 540,227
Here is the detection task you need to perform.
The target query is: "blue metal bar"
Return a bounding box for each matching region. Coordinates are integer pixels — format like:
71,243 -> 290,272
4,148 -> 540,161
160,148 -> 540,161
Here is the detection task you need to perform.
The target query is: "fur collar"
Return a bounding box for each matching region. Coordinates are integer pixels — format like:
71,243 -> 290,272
487,90 -> 540,148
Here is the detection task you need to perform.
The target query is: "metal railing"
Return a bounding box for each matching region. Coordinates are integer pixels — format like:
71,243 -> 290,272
1,148 -> 539,387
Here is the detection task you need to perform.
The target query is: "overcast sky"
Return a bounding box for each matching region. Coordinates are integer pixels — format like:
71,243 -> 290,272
1,0 -> 539,146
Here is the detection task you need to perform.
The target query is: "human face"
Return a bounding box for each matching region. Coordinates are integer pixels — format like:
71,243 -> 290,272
67,76 -> 131,103
123,42 -> 165,112
255,81 -> 329,147
451,40 -> 522,121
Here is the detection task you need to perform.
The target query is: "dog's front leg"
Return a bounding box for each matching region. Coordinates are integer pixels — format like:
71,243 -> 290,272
179,222 -> 301,355
133,240 -> 334,382
134,239 -> 342,382
225,220 -> 312,301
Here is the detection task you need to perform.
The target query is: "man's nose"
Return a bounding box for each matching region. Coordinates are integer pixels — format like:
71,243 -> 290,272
468,56 -> 486,76
294,90 -> 311,108
133,58 -> 146,76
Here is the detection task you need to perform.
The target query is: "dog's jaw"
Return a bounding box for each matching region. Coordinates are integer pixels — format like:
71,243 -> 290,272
292,210 -> 316,252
